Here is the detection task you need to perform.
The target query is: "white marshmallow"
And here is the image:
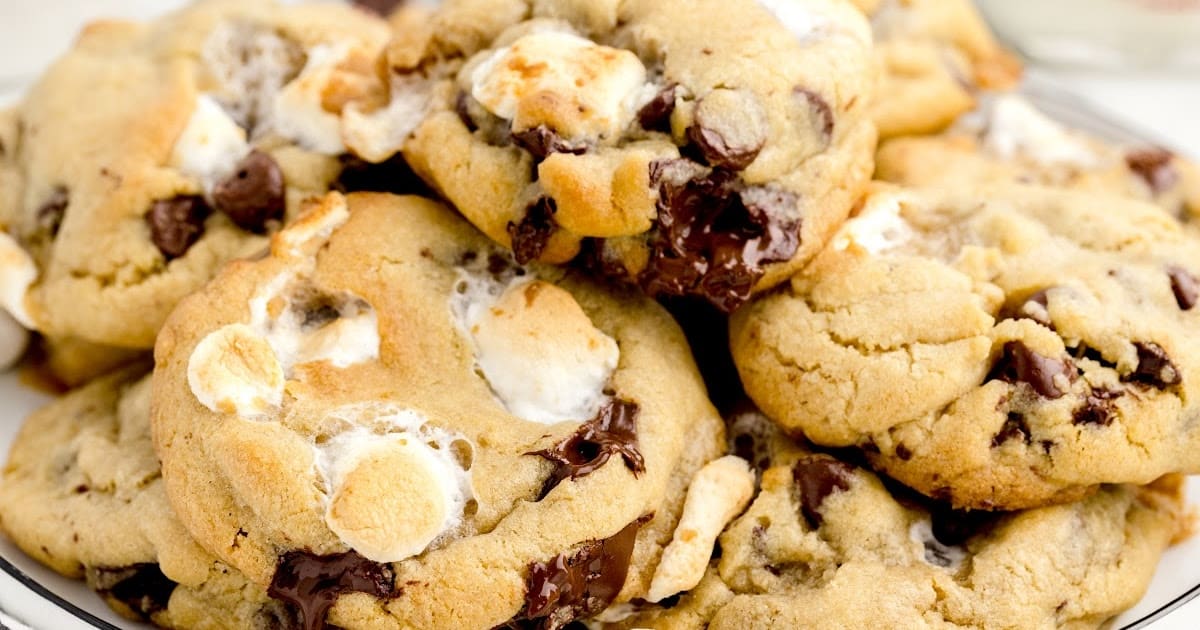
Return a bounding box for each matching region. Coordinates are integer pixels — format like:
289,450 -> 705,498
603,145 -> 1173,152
187,324 -> 285,417
343,76 -> 434,163
0,232 -> 37,328
253,291 -> 380,375
835,189 -> 914,254
272,43 -> 351,154
757,0 -> 823,40
170,95 -> 251,192
273,193 -> 351,260
984,95 -> 1099,168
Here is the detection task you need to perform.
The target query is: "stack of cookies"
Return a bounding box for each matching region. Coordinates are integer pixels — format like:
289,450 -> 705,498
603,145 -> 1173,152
0,0 -> 1194,628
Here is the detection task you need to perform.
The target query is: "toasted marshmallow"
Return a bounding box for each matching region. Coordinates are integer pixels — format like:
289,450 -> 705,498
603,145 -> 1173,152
343,76 -> 434,163
457,276 -> 619,424
188,324 -> 285,416
0,232 -> 37,328
257,293 -> 380,374
984,95 -> 1098,168
835,190 -> 914,254
318,425 -> 472,563
647,456 -> 756,602
272,193 -> 350,259
0,311 -> 28,370
272,43 -> 351,154
470,30 -> 648,140
171,95 -> 251,192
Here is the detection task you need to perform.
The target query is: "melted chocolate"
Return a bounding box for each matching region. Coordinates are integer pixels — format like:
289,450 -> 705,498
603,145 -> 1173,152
1126,148 -> 1179,195
991,412 -> 1030,447
508,197 -> 558,265
1125,342 -> 1182,389
530,399 -> 644,500
511,126 -> 588,162
1073,388 -> 1123,426
504,517 -> 649,629
88,564 -> 177,621
1168,266 -> 1199,311
636,84 -> 678,133
792,455 -> 855,528
989,341 -> 1075,399
639,160 -> 800,312
212,149 -> 286,233
145,195 -> 210,259
267,550 -> 397,630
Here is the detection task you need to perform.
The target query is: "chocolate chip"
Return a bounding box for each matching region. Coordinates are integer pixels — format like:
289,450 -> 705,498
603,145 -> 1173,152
1126,148 -> 1179,195
894,443 -> 913,460
530,399 -> 644,500
637,84 -> 678,133
351,0 -> 405,15
87,564 -> 177,621
212,150 -> 286,233
333,153 -> 430,196
1125,342 -> 1182,388
267,550 -> 397,630
1168,266 -> 1199,311
512,126 -> 588,162
146,196 -> 210,260
687,90 -> 768,171
989,341 -> 1075,399
508,197 -> 558,265
791,455 -> 855,528
795,88 -> 834,142
639,160 -> 800,312
991,412 -> 1030,447
1073,388 -> 1123,426
36,187 -> 68,238
505,516 -> 649,629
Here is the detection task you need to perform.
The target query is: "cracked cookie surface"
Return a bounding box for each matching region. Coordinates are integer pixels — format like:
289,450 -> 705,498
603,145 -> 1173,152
379,0 -> 875,311
0,0 -> 404,349
732,183 -> 1200,509
151,192 -> 725,629
604,410 -> 1189,630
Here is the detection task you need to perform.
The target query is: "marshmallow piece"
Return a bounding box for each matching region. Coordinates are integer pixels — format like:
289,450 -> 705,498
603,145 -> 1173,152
0,232 -> 37,329
646,456 -> 756,602
757,0 -> 823,41
170,95 -> 251,192
272,193 -> 350,259
188,324 -> 285,416
470,30 -> 648,140
261,296 -> 380,374
0,310 -> 29,370
468,279 -> 619,424
321,431 -> 469,563
272,43 -> 352,154
984,95 -> 1098,168
834,189 -> 914,254
342,76 -> 434,163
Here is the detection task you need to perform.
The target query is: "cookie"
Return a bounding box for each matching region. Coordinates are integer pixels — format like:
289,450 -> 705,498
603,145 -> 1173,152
0,367 -> 294,628
371,0 -> 876,311
24,335 -> 146,390
0,0 -> 419,349
861,0 -> 1022,139
151,192 -> 727,629
876,92 -> 1200,223
732,183 -> 1200,509
605,409 -> 1189,629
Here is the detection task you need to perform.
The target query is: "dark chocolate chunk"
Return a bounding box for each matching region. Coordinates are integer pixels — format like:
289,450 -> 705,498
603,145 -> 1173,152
989,341 -> 1075,399
267,550 -> 397,630
1168,266 -> 1199,311
1125,342 -> 1182,388
503,516 -> 649,630
333,153 -> 430,196
792,455 -> 855,528
212,149 -> 286,233
795,88 -> 834,141
36,186 -> 69,238
991,412 -> 1030,447
578,238 -> 630,283
530,399 -> 644,500
686,121 -> 762,172
87,564 -> 177,621
512,126 -> 588,162
639,160 -> 801,312
351,0 -> 405,15
928,505 -> 998,547
146,195 -> 210,260
894,443 -> 913,460
637,84 -> 678,133
508,197 -> 558,265
1073,388 -> 1123,426
1126,148 -> 1179,195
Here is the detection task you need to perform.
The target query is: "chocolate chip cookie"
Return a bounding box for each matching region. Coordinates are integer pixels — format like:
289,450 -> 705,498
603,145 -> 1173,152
0,0 -> 403,349
606,410 -> 1189,629
732,183 -> 1200,509
374,0 -> 876,312
876,93 -> 1200,223
151,192 -> 726,629
862,0 -> 1022,139
0,367 -> 294,628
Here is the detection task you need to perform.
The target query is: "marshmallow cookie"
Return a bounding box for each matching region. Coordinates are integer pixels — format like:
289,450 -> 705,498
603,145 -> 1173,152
732,184 -> 1200,510
152,193 -> 726,629
606,410 -> 1189,629
0,0 -> 413,350
859,0 -> 1022,139
875,93 -> 1200,224
379,0 -> 875,312
0,367 -> 294,628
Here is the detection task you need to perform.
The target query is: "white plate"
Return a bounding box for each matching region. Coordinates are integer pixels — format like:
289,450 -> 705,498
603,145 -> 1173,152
0,370 -> 1199,628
